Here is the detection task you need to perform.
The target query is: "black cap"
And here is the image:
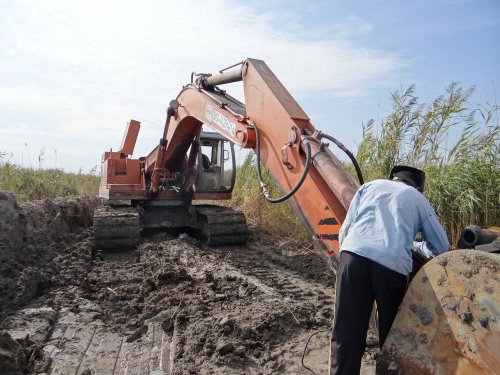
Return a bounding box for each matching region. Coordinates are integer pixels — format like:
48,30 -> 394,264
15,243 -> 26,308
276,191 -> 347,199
389,165 -> 426,192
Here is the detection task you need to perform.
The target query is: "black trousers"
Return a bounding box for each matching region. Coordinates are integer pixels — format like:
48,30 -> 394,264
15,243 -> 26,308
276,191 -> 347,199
330,251 -> 408,375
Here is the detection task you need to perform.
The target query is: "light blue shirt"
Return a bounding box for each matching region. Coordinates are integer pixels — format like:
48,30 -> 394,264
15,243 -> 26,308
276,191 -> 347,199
339,179 -> 450,275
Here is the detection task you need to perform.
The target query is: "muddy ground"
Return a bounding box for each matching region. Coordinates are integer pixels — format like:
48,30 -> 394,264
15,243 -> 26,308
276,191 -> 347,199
0,191 -> 378,374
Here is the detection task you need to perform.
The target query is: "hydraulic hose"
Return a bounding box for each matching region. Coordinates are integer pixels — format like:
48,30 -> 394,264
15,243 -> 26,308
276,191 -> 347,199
302,329 -> 330,375
251,124 -> 313,203
317,131 -> 364,185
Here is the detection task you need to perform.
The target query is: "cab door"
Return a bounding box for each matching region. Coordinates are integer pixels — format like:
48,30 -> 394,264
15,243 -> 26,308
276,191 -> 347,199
194,132 -> 236,193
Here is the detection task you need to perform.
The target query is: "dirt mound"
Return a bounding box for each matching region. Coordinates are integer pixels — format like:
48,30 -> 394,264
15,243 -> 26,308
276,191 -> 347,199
0,192 -> 24,259
0,191 -> 100,321
0,331 -> 26,375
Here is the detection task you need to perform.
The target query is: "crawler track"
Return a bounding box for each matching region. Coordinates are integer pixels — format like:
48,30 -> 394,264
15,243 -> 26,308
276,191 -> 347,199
195,205 -> 248,246
93,204 -> 248,251
93,206 -> 140,251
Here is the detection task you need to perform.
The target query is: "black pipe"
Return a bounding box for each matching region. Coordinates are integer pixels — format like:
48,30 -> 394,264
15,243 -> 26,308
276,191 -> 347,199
457,225 -> 500,248
318,132 -> 364,185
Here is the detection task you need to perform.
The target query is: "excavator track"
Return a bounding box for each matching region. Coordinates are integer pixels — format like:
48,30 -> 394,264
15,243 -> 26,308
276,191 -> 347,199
195,205 -> 248,246
93,204 -> 247,251
93,206 -> 140,251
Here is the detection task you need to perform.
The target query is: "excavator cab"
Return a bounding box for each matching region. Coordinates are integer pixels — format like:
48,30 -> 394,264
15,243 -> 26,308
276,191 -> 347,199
194,131 -> 236,193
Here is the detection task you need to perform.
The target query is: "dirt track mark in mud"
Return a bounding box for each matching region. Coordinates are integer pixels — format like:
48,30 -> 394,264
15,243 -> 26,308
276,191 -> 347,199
2,231 -> 337,374
127,235 -> 339,374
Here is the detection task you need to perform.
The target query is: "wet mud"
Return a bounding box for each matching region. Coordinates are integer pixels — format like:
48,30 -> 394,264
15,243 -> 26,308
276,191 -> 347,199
0,191 -> 378,374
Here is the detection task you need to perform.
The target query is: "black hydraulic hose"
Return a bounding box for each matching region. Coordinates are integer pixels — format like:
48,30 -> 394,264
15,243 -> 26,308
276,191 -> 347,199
301,329 -> 331,375
251,124 -> 312,203
318,132 -> 364,185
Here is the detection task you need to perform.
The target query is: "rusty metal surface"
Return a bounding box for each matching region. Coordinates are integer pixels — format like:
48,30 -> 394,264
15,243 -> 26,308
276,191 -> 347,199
378,250 -> 500,374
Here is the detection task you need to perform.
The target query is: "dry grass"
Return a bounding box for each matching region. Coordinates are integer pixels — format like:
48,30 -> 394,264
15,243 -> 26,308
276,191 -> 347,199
232,84 -> 499,246
230,153 -> 310,243
355,83 -> 499,245
0,161 -> 99,202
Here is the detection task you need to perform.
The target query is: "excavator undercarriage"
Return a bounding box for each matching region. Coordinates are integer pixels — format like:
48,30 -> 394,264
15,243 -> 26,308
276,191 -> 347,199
93,203 -> 248,250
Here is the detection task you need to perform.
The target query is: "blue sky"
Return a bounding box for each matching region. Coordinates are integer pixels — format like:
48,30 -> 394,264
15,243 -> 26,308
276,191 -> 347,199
0,0 -> 498,171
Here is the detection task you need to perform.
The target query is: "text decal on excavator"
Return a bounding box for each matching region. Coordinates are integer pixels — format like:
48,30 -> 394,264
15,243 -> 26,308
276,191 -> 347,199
205,104 -> 236,136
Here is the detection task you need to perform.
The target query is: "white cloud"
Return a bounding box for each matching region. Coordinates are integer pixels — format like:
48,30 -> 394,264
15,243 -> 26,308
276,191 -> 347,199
0,0 -> 404,170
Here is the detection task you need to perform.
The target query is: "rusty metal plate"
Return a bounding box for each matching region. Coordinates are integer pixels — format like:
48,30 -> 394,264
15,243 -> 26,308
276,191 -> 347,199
378,250 -> 499,374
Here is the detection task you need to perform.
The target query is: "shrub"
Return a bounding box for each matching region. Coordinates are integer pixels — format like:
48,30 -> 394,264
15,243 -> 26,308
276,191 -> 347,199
0,162 -> 100,202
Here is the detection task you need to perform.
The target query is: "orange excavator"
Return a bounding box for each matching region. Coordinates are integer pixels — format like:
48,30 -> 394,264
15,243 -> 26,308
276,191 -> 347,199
96,58 -> 499,374
95,58 -> 358,258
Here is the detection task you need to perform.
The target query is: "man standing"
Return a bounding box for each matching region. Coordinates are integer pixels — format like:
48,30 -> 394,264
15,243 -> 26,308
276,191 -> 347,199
330,165 -> 450,374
